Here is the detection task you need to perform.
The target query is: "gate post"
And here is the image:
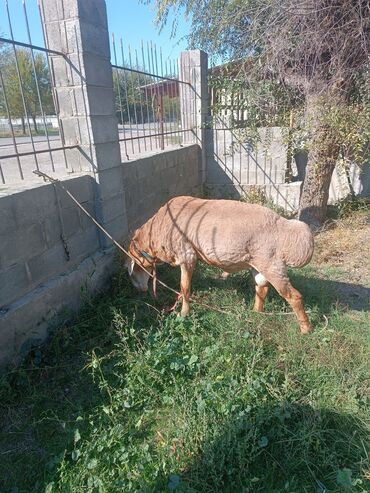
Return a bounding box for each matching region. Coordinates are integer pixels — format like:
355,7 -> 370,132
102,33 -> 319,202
40,0 -> 127,244
179,50 -> 208,185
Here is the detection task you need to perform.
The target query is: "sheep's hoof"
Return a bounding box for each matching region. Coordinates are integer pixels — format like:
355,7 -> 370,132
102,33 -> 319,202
178,311 -> 189,318
300,323 -> 312,334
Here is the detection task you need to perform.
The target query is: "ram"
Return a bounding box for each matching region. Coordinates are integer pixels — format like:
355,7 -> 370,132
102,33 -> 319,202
125,196 -> 314,333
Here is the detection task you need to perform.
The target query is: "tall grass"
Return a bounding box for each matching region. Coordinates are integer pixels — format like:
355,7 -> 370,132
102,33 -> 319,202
0,261 -> 368,493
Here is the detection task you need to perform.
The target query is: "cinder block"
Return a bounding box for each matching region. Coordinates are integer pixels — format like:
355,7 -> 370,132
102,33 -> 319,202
81,53 -> 113,87
43,216 -> 63,247
102,214 -> 128,245
58,175 -> 94,208
87,86 -> 115,116
97,191 -> 126,224
49,56 -> 70,88
0,223 -> 47,268
79,21 -> 110,58
94,141 -> 121,170
67,226 -> 100,262
78,200 -> 98,230
96,167 -> 124,198
60,207 -> 81,238
0,263 -> 29,308
26,243 -> 68,288
0,197 -> 16,235
76,0 -> 109,29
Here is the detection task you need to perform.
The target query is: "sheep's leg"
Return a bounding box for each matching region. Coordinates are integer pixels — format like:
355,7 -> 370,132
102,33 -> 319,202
254,285 -> 269,312
279,283 -> 312,334
179,263 -> 195,317
255,263 -> 312,333
252,269 -> 269,312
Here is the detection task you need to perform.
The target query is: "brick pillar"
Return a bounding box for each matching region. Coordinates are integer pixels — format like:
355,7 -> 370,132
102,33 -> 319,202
40,0 -> 127,244
179,50 -> 208,184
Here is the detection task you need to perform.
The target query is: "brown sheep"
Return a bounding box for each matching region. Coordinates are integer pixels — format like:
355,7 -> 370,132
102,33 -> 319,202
125,196 -> 314,333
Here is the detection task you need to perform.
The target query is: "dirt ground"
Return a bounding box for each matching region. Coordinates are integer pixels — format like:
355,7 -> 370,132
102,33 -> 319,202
312,210 -> 370,310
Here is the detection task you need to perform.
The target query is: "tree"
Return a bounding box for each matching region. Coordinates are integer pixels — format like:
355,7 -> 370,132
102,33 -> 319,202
150,0 -> 370,228
0,48 -> 54,134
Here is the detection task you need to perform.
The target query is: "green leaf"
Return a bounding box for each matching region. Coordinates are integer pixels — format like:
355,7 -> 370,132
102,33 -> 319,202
336,468 -> 352,489
87,458 -> 98,470
258,436 -> 268,448
45,483 -> 54,493
168,473 -> 180,490
74,428 -> 81,444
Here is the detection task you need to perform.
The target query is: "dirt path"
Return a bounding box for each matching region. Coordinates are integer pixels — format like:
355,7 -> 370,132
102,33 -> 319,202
312,210 -> 370,310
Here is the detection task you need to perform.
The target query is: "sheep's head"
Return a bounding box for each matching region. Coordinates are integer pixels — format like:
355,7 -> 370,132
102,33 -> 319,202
124,242 -> 153,292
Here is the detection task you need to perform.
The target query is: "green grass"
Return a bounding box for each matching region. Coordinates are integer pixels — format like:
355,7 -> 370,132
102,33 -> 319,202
0,262 -> 369,493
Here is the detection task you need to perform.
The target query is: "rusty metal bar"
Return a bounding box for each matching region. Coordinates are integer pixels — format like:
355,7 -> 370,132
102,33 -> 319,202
23,0 -> 55,171
118,128 -> 192,142
0,144 -> 79,160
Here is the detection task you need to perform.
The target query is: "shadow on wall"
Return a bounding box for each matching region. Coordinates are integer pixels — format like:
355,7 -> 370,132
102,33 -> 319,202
294,152 -> 370,202
205,117 -> 299,212
205,117 -> 370,212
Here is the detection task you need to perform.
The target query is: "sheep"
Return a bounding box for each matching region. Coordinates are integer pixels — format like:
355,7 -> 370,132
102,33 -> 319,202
125,196 -> 314,333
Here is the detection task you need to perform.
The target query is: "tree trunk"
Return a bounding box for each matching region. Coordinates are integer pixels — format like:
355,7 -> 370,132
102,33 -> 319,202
32,115 -> 38,134
298,96 -> 341,230
21,116 -> 26,135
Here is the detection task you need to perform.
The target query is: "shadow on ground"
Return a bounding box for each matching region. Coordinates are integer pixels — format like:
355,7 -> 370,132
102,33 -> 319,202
0,263 -> 368,492
157,263 -> 370,314
147,403 -> 369,492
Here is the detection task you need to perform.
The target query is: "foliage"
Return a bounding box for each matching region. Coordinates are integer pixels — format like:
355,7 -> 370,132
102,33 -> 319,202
113,68 -> 180,124
0,223 -> 369,492
240,185 -> 289,217
0,47 -> 54,132
149,0 -> 370,226
329,195 -> 369,220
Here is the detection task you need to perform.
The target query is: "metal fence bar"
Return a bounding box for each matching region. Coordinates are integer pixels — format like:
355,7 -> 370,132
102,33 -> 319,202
119,37 -> 135,154
141,40 -> 153,152
23,0 -> 55,172
135,48 -> 147,151
0,69 -> 24,180
147,41 -> 159,150
38,0 -> 69,171
127,44 -> 141,154
0,36 -> 64,57
0,144 -> 79,160
118,128 -> 190,142
5,0 -> 40,172
111,63 -> 190,85
112,34 -> 128,158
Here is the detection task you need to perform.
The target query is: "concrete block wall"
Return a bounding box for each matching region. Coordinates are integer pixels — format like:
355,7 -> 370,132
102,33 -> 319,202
0,143 -> 202,367
0,175 -> 99,309
123,144 -> 201,232
206,125 -> 287,189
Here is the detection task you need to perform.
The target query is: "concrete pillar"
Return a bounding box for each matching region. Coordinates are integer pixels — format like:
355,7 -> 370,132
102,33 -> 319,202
179,50 -> 208,184
40,0 -> 127,244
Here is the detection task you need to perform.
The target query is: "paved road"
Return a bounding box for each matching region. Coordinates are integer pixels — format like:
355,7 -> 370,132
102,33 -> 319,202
0,123 -> 185,187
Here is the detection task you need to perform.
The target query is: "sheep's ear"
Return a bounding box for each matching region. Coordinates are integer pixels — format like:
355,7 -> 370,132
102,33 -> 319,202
124,256 -> 135,275
128,259 -> 135,276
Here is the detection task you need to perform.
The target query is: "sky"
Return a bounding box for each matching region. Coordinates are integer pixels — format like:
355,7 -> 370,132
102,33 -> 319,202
0,0 -> 190,68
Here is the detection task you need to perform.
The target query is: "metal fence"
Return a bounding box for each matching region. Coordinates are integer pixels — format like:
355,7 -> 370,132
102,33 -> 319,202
0,1 -> 194,185
0,0 -> 78,185
111,36 -> 191,161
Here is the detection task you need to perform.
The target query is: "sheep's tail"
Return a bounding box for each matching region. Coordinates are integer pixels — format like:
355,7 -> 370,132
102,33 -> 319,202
278,218 -> 314,268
